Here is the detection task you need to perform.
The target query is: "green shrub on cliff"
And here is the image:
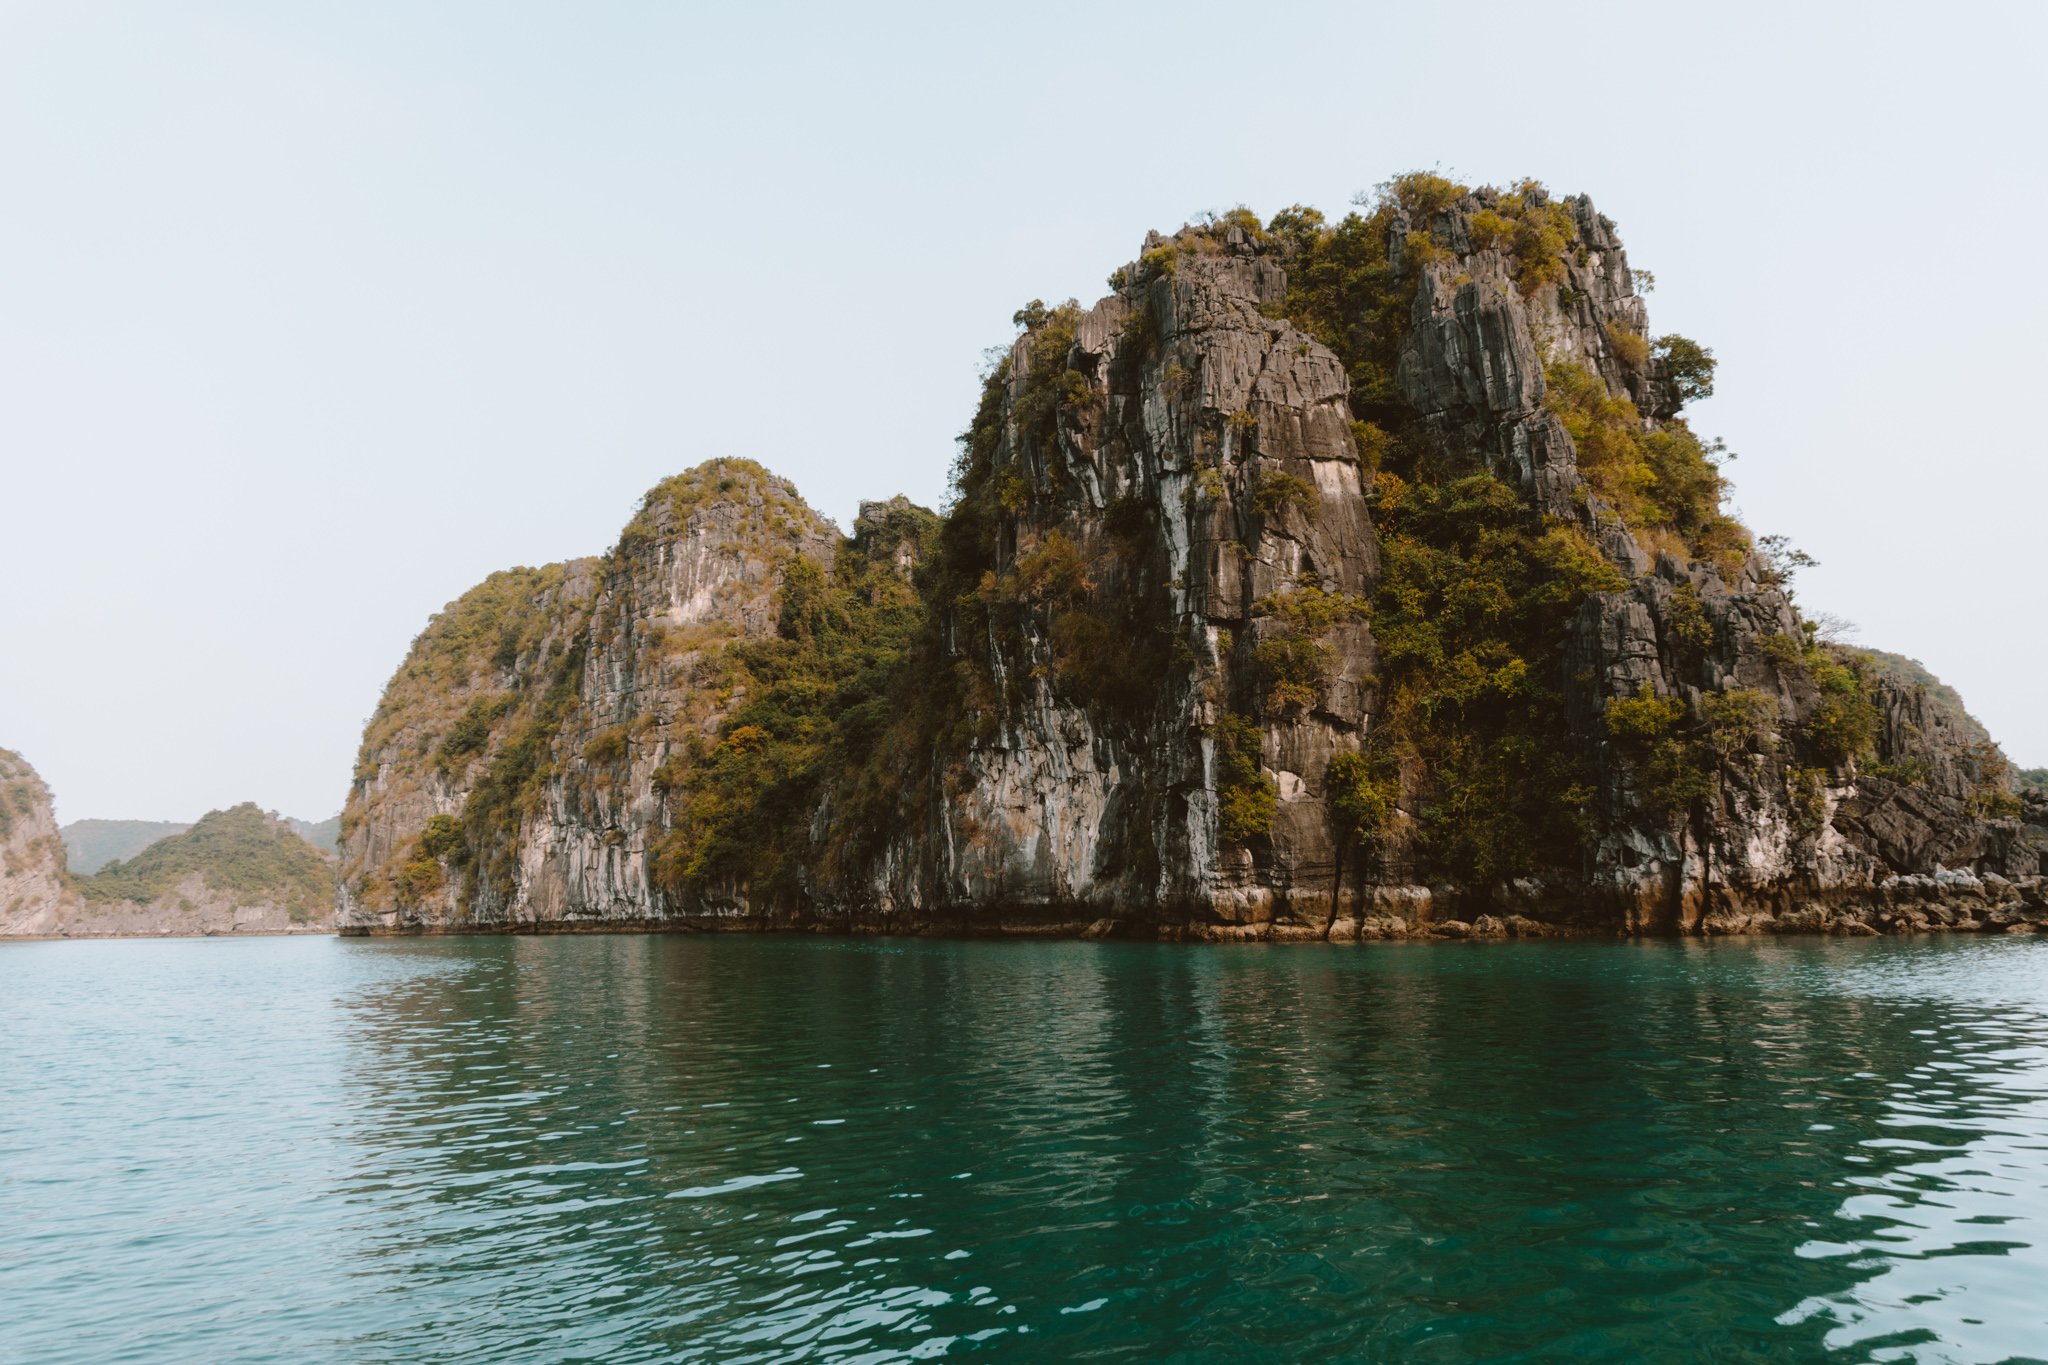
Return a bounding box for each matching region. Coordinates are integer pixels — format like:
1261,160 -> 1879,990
1274,200 -> 1412,408
1605,685 -> 1686,744
1214,715 -> 1275,845
1606,322 -> 1651,371
1467,182 -> 1579,295
1250,469 -> 1319,520
582,725 -> 630,767
1787,766 -> 1829,835
1544,362 -> 1745,565
1970,791 -> 2023,819
1654,334 -> 1717,404
393,856 -> 444,906
1326,749 -> 1399,848
1605,684 -> 1780,828
436,694 -> 514,776
1249,579 -> 1370,716
417,814 -> 461,859
1006,300 -> 1089,490
1385,171 -> 1467,221
1798,644 -> 1881,769
1666,584 -> 1716,655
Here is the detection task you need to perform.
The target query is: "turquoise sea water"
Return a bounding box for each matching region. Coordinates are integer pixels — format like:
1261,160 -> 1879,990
2,935 -> 2046,1363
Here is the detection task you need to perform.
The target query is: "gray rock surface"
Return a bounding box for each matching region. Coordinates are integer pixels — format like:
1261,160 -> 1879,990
339,459 -> 838,932
837,233 -> 1377,928
1,749 -> 73,935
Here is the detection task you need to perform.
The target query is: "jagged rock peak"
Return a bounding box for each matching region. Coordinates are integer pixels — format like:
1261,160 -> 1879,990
620,457 -> 836,550
605,457 -> 840,639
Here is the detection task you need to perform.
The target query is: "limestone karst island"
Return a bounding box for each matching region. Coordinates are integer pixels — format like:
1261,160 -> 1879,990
318,180 -> 2043,941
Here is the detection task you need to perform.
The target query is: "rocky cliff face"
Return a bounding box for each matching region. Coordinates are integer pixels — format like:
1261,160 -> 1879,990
838,232 -> 1376,927
1,749 -> 74,935
339,178 -> 2046,939
340,460 -> 839,931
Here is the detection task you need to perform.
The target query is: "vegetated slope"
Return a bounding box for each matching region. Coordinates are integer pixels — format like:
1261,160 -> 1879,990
63,813 -> 353,872
339,176 -> 2047,940
61,819 -> 192,874
78,804 -> 334,925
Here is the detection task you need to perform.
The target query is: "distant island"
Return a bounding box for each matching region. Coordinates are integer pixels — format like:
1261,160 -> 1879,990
334,176 -> 2046,940
0,749 -> 336,937
58,819 -> 195,875
60,813 -> 339,874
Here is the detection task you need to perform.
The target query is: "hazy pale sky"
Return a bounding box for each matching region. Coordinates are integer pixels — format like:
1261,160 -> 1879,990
2,0 -> 2041,822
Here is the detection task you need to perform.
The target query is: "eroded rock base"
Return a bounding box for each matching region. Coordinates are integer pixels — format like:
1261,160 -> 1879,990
338,872 -> 2048,942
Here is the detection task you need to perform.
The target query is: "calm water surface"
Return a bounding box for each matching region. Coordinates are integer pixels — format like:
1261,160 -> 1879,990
3,934 -> 2046,1363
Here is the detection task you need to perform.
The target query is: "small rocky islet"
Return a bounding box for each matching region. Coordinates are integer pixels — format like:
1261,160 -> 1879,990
331,175 -> 2048,940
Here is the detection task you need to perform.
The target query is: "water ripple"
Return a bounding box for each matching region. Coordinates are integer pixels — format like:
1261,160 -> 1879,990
3,934 -> 2047,1361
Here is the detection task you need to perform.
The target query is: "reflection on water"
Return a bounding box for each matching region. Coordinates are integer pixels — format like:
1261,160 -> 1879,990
2,934 -> 2046,1362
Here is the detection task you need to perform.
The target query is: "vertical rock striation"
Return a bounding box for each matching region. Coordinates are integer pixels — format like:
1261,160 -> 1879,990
841,226 -> 1377,928
0,749 -> 75,935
